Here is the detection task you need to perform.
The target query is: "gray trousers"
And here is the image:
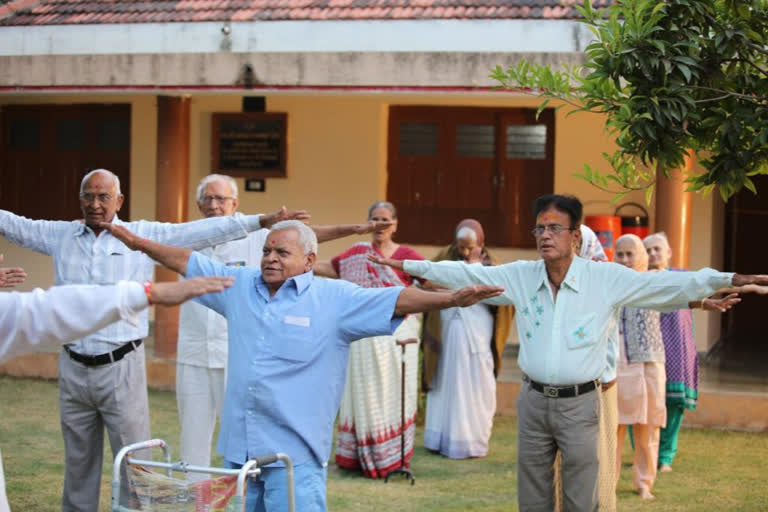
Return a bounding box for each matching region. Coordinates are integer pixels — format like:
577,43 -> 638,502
58,343 -> 150,512
516,383 -> 600,512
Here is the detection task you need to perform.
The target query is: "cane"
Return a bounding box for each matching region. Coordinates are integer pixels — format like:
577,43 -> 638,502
384,337 -> 418,486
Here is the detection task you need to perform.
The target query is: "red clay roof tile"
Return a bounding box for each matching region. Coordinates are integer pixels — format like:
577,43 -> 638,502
0,0 -> 610,25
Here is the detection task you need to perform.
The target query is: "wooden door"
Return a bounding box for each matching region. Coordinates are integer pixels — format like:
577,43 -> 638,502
387,105 -> 554,248
1,104 -> 131,221
720,175 -> 768,368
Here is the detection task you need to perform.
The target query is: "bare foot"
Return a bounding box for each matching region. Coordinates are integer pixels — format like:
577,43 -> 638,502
659,464 -> 673,473
638,488 -> 655,500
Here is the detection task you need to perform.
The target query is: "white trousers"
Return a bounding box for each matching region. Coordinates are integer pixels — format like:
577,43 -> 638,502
176,363 -> 225,481
0,449 -> 8,512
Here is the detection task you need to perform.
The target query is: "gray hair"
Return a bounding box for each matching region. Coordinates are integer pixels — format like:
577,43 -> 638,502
270,220 -> 318,255
197,174 -> 238,202
368,201 -> 397,220
643,232 -> 670,248
80,169 -> 121,195
455,226 -> 477,242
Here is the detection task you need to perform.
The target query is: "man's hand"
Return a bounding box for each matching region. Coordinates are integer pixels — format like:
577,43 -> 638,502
99,222 -> 143,251
731,274 -> 768,287
450,285 -> 505,307
0,253 -> 26,288
260,206 -> 311,229
701,293 -> 741,312
716,283 -> 768,295
367,253 -> 404,271
353,220 -> 396,235
150,276 -> 234,306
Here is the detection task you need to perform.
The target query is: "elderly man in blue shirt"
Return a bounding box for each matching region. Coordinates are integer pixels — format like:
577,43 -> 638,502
370,194 -> 768,511
102,218 -> 503,512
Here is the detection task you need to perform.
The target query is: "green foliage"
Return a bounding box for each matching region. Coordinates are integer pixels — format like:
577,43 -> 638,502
490,0 -> 768,201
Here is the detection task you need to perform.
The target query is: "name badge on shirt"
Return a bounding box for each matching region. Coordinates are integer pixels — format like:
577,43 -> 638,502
283,315 -> 311,328
226,261 -> 246,267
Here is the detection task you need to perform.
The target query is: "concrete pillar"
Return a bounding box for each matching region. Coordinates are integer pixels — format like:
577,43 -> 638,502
655,150 -> 693,268
153,96 -> 190,358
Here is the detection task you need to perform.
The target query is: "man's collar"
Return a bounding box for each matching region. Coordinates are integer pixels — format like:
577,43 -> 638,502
256,269 -> 314,299
75,215 -> 122,237
533,255 -> 583,294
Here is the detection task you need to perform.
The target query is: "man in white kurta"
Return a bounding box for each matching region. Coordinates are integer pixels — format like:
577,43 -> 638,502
176,175 -> 268,480
0,274 -> 233,512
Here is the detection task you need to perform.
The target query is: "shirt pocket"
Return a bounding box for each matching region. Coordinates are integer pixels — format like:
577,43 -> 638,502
268,317 -> 315,363
566,313 -> 599,350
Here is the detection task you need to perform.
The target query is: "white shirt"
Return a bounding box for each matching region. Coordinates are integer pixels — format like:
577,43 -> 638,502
404,257 -> 733,386
0,280 -> 149,512
0,281 -> 147,364
176,228 -> 268,368
0,210 -> 262,355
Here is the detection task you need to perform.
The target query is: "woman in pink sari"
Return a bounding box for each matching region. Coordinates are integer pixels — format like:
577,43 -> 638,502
314,201 -> 423,478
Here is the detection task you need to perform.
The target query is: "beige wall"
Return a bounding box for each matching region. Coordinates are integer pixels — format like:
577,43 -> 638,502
1,91 -> 725,350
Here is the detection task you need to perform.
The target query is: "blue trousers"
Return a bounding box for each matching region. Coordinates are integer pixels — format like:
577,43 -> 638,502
225,459 -> 327,512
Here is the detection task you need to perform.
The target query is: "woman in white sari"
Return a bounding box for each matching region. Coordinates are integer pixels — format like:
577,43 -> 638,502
420,220 -> 514,458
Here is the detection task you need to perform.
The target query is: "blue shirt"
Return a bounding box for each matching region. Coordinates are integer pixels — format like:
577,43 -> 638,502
186,252 -> 404,466
404,257 -> 732,386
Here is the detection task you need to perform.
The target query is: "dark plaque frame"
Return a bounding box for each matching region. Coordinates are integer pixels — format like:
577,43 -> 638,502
211,112 -> 287,178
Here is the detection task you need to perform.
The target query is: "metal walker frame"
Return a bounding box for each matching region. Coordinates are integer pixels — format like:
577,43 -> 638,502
111,439 -> 295,512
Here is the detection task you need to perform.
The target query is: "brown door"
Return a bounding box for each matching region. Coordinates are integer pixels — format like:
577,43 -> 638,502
1,104 -> 131,221
387,106 -> 554,248
497,108 -> 555,247
720,175 -> 768,369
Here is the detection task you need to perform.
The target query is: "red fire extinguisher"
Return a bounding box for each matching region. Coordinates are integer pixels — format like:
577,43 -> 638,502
615,202 -> 649,240
584,214 -> 621,261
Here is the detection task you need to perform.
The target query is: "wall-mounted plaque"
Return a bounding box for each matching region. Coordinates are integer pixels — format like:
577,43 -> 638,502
211,112 -> 287,178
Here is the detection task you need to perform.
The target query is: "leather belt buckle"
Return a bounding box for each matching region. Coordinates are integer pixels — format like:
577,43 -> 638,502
543,386 -> 559,398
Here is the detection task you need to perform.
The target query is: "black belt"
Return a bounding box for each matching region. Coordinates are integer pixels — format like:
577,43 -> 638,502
524,374 -> 598,398
64,340 -> 142,367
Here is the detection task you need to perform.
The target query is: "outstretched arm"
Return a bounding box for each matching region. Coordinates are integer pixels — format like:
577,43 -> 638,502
313,261 -> 339,279
0,277 -> 232,363
689,293 -> 741,312
394,285 -> 504,316
101,222 -> 192,276
312,220 -> 395,243
0,254 -> 26,288
258,206 -> 311,230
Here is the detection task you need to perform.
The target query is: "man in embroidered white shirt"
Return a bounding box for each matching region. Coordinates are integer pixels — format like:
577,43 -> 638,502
0,169 -> 306,511
372,194 -> 768,511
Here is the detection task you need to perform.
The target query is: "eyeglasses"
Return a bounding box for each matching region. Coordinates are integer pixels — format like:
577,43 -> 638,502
200,195 -> 235,205
80,193 -> 113,204
531,224 -> 575,237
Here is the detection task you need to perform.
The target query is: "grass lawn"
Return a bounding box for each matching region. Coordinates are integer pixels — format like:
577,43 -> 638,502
2,376 -> 767,511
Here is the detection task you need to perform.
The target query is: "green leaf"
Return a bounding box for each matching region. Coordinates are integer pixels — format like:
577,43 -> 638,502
535,99 -> 551,120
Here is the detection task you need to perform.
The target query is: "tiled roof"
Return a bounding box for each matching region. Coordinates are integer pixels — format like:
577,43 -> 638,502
0,0 -> 610,25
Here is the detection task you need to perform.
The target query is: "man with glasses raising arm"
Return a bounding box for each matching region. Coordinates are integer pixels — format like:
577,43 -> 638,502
370,194 -> 768,511
0,168 -> 307,511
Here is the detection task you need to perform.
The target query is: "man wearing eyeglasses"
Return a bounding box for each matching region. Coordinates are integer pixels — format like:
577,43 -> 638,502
0,168 -> 307,511
371,194 -> 768,511
178,174 -> 393,482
